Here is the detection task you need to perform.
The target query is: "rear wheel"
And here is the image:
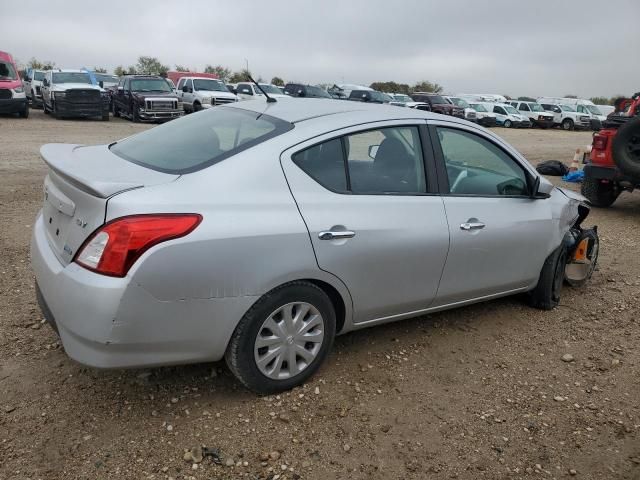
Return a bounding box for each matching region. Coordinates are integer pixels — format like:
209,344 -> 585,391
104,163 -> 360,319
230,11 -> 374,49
528,246 -> 568,310
112,102 -> 120,117
562,118 -> 574,131
225,281 -> 336,394
581,177 -> 618,207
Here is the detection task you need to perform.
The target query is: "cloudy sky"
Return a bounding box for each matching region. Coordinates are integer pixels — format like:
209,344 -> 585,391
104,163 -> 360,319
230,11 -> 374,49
4,0 -> 638,98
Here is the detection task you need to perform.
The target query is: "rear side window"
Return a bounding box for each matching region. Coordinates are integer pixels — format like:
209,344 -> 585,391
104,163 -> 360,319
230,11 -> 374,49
110,107 -> 293,174
293,126 -> 427,195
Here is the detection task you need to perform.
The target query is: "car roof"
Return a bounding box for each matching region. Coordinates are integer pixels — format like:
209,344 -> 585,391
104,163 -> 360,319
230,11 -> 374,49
226,98 -> 444,124
48,69 -> 91,73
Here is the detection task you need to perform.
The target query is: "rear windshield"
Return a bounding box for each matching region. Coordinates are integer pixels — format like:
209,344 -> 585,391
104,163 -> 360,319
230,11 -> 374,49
110,107 -> 293,174
0,62 -> 18,80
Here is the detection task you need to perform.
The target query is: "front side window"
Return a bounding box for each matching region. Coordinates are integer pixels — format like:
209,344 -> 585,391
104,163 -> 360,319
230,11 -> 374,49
519,103 -> 531,111
530,103 -> 544,112
437,128 -> 529,196
494,106 -> 506,115
293,126 -> 427,195
110,107 -> 293,174
193,79 -> 227,92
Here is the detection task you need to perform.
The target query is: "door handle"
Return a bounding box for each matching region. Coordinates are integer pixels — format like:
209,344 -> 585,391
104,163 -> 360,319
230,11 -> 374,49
460,222 -> 485,231
318,230 -> 356,240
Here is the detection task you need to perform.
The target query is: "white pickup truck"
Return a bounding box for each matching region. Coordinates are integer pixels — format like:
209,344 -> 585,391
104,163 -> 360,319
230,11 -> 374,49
538,102 -> 593,130
41,69 -> 109,120
176,77 -> 238,113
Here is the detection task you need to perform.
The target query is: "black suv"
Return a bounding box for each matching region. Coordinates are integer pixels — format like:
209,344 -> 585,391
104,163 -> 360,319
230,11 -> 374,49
283,83 -> 332,98
112,75 -> 182,123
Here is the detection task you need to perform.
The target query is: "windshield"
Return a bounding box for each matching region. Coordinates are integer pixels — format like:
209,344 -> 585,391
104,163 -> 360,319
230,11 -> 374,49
0,62 -> 18,80
52,72 -> 92,84
427,95 -> 447,104
586,104 -> 602,115
259,84 -> 283,94
530,103 -> 544,112
393,94 -> 412,102
369,91 -> 390,102
449,97 -> 470,108
504,105 -> 519,115
131,79 -> 172,92
33,71 -> 45,81
193,79 -> 227,92
470,103 -> 487,112
110,107 -> 293,174
95,74 -> 118,83
560,105 -> 576,112
305,86 -> 331,98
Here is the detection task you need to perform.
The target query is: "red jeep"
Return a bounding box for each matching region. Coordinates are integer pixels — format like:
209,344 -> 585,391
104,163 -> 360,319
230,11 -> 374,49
582,93 -> 640,207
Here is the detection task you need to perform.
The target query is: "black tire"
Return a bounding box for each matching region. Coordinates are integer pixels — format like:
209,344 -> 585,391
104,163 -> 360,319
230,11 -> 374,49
528,246 -> 568,310
43,100 -> 50,114
611,117 -> 640,178
562,118 -> 574,131
225,281 -> 336,394
19,105 -> 29,119
102,110 -> 110,121
193,102 -> 202,112
504,119 -> 512,128
112,102 -> 120,118
132,104 -> 140,123
581,177 -> 618,207
52,101 -> 60,119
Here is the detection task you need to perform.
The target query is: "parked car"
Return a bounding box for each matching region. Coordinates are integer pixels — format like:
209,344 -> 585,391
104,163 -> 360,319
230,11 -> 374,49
538,97 -> 607,125
31,99 -> 598,393
467,102 -> 497,127
283,83 -> 332,98
539,102 -> 592,130
388,93 -> 430,111
176,76 -> 238,112
42,69 -> 108,120
507,101 -> 555,129
23,68 -> 45,107
444,96 -> 477,122
0,51 -> 28,118
484,103 -> 531,128
112,75 -> 182,123
458,94 -> 508,103
94,73 -> 119,90
348,89 -> 392,103
410,92 -> 464,117
582,93 -> 640,207
235,82 -> 288,101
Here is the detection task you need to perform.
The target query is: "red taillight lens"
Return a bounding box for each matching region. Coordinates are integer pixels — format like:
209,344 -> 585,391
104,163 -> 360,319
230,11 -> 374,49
592,134 -> 608,151
74,214 -> 202,277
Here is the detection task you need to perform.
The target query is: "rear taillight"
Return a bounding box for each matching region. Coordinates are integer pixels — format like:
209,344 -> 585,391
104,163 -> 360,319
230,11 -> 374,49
74,214 -> 202,277
592,134 -> 608,151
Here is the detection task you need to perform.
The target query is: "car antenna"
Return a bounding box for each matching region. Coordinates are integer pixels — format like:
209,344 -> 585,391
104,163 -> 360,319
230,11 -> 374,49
249,76 -> 276,103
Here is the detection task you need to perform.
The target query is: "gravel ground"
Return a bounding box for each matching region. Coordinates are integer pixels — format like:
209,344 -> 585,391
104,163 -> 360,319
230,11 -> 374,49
1,110 -> 639,480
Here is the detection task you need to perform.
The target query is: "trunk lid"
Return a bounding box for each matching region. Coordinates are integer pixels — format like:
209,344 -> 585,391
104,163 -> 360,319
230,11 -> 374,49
40,143 -> 179,265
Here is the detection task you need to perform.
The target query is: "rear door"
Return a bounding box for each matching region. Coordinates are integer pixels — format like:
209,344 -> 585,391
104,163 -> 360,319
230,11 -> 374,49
428,121 -> 554,306
281,121 -> 450,324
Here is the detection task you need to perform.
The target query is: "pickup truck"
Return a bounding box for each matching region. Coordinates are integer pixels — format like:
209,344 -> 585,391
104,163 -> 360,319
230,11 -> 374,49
507,101 -> 555,129
235,82 -> 287,101
112,75 -> 182,123
348,89 -> 392,103
410,92 -> 464,117
539,102 -> 592,131
176,76 -> 238,112
23,68 -> 45,107
42,69 -> 108,120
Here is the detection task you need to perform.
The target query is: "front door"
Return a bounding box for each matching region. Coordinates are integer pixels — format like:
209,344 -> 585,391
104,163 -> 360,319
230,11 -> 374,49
428,122 -> 554,306
281,121 -> 450,324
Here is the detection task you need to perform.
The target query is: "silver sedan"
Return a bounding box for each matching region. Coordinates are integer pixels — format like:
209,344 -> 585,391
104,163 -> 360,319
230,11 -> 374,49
31,98 -> 599,393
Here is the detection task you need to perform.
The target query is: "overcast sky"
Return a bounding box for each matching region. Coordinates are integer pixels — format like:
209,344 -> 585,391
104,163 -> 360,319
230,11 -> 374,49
3,0 -> 638,98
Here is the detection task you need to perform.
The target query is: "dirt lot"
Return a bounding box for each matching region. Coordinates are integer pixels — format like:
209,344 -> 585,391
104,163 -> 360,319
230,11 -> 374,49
1,110 -> 639,480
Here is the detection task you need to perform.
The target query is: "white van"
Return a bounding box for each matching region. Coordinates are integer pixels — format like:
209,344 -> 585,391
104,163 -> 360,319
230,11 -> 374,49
458,93 -> 508,103
537,97 -> 606,123
507,101 -> 555,129
467,102 -> 498,127
482,102 -> 531,128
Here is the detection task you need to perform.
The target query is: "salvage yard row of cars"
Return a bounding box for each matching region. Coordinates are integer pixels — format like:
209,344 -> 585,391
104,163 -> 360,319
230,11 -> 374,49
1,51 -> 609,130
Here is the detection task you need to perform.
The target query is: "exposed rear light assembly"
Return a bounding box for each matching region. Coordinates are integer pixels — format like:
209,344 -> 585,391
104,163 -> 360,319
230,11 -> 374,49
74,214 -> 202,277
592,134 -> 608,150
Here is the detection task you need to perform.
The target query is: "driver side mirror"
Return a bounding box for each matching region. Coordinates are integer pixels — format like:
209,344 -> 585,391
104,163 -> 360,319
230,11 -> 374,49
530,176 -> 554,198
368,145 -> 379,159
182,86 -> 189,93
42,79 -> 49,87
297,90 -> 305,97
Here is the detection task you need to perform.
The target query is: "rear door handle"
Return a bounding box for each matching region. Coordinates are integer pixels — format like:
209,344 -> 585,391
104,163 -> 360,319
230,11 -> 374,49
318,230 -> 356,240
460,222 -> 485,231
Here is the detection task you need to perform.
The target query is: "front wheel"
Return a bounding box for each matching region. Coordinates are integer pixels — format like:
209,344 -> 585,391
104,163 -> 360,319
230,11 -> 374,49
581,177 -> 618,207
562,118 -> 574,131
225,281 -> 336,394
527,246 -> 568,310
504,119 -> 512,128
19,104 -> 29,118
112,102 -> 120,117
